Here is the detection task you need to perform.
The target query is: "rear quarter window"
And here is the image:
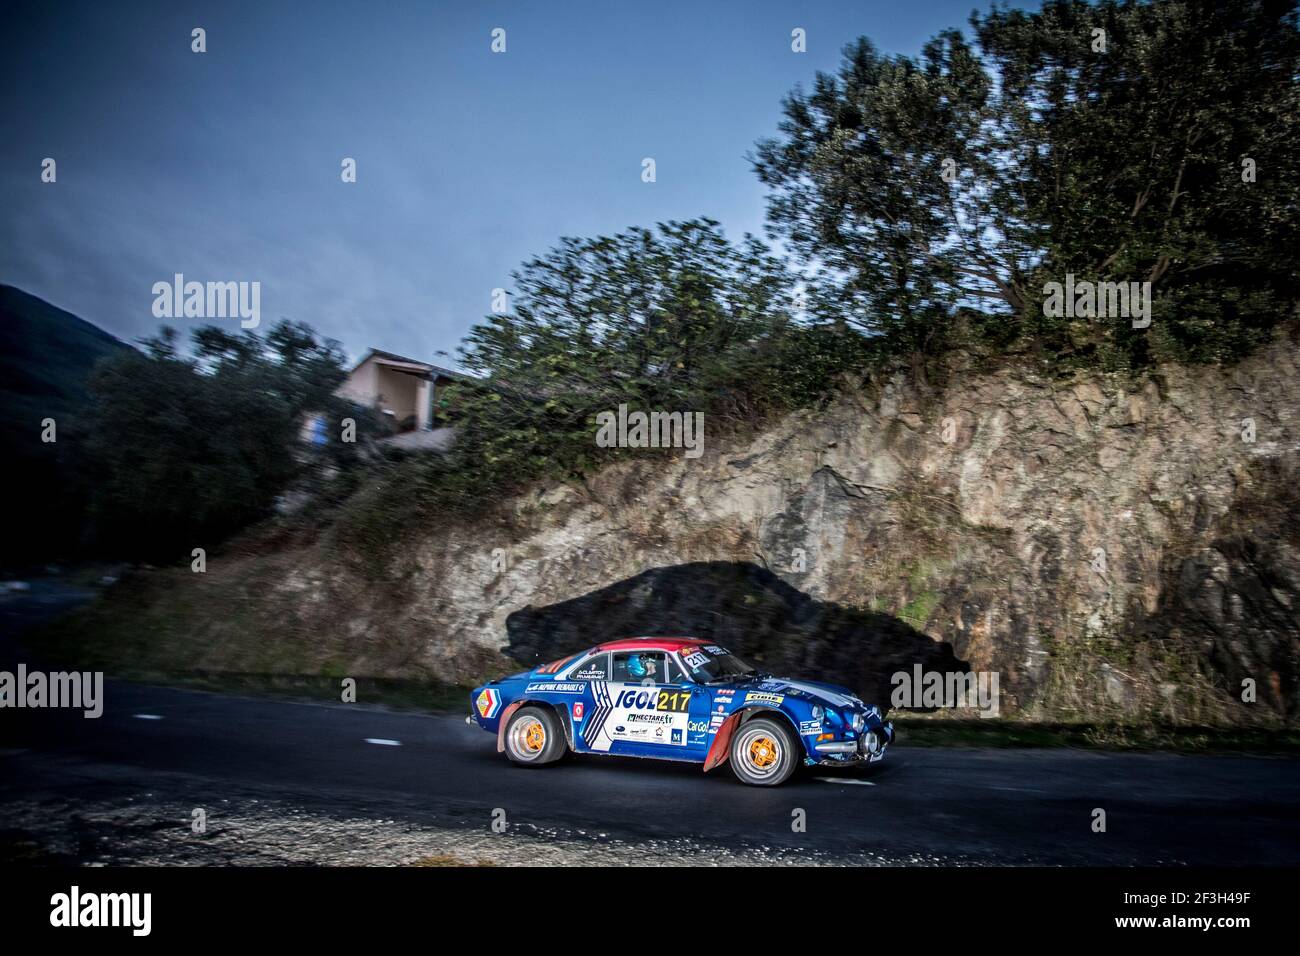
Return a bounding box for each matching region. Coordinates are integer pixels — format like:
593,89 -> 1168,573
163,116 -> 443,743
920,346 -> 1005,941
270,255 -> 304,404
568,653 -> 609,680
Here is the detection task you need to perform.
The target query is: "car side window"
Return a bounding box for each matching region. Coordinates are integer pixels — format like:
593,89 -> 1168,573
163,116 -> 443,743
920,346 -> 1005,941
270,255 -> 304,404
664,656 -> 689,683
569,653 -> 609,680
611,651 -> 668,683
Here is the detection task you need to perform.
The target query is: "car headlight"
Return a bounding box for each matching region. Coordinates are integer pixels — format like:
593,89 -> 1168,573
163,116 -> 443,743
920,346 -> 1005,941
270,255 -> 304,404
812,705 -> 824,720
851,711 -> 866,732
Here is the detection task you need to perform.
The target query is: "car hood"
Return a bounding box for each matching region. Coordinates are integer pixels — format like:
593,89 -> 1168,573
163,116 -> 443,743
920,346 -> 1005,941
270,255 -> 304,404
741,676 -> 864,709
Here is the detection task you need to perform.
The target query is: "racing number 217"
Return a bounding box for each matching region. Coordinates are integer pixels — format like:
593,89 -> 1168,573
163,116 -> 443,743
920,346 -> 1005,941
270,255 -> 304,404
658,690 -> 689,712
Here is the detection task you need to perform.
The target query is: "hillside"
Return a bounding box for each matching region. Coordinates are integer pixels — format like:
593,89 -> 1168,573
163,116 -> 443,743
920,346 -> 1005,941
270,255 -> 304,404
0,285 -> 128,424
0,285 -> 130,565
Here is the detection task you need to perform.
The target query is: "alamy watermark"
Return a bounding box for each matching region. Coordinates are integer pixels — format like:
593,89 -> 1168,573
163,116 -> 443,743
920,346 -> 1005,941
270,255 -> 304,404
595,403 -> 704,459
891,666 -> 1000,718
1042,274 -> 1151,328
151,273 -> 260,328
0,665 -> 103,718
50,886 -> 150,936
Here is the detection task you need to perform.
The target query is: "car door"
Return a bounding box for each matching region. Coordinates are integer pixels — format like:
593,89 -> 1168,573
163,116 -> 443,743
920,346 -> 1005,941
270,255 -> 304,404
675,650 -> 723,755
600,651 -> 696,758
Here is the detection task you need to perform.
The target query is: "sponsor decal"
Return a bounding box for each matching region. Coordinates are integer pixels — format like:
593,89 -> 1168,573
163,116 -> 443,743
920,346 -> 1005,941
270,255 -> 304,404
626,712 -> 674,724
475,688 -> 501,719
615,687 -> 690,713
798,719 -> 822,735
745,691 -> 785,706
715,688 -> 735,698
766,679 -> 860,709
573,667 -> 605,679
582,681 -> 616,751
704,645 -> 728,655
585,681 -> 694,749
573,701 -> 584,721
682,650 -> 709,669
525,681 -> 584,694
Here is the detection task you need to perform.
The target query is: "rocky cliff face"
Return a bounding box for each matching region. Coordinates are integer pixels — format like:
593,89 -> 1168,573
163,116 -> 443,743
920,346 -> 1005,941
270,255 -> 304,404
272,331 -> 1299,724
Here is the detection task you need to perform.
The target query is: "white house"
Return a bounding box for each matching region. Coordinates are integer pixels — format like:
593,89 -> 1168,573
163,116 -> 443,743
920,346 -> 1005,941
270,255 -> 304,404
301,348 -> 469,449
337,348 -> 467,432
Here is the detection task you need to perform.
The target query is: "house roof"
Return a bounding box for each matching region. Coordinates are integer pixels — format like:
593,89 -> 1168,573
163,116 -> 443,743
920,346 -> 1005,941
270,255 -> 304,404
349,347 -> 473,382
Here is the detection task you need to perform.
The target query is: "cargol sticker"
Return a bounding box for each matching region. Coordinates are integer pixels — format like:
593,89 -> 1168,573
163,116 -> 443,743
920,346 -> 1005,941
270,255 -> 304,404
598,684 -> 692,746
745,691 -> 785,705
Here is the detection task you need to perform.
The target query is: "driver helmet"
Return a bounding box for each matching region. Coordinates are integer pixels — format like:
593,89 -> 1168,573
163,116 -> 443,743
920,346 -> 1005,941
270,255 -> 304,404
627,653 -> 652,679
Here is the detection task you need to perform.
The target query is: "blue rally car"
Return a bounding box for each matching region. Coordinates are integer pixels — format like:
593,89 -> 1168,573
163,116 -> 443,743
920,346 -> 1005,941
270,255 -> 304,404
468,637 -> 893,786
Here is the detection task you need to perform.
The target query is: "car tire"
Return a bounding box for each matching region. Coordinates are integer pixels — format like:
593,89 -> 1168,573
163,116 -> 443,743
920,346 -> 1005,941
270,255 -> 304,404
729,715 -> 799,786
503,705 -> 566,766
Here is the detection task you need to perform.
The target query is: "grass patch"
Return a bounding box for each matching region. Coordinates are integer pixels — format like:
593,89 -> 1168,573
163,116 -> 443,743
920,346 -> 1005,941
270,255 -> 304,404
109,670 -> 473,713
893,716 -> 1300,753
412,854 -> 497,867
25,556 -> 496,716
897,589 -> 941,629
28,577 -> 474,714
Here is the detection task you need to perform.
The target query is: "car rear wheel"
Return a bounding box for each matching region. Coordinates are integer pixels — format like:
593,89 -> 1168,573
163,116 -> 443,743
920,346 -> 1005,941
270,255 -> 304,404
503,706 -> 565,766
730,716 -> 799,786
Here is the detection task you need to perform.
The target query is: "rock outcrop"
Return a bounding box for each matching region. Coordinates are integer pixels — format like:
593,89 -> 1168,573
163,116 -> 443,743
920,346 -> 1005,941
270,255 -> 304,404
269,331 -> 1299,724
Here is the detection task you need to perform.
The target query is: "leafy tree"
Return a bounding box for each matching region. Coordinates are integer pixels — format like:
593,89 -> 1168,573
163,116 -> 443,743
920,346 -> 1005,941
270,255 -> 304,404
453,218 -> 866,473
755,0 -> 1300,366
336,220 -> 868,552
78,321 -> 354,560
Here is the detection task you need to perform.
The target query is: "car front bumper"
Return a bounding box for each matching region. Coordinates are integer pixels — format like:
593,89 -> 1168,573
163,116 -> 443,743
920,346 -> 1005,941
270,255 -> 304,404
812,721 -> 893,763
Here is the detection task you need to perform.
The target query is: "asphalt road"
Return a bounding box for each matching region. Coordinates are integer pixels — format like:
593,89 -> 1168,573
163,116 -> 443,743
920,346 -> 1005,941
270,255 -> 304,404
2,582 -> 1298,865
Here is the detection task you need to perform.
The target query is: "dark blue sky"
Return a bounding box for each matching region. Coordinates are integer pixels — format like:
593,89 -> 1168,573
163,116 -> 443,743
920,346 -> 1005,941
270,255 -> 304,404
1,0 -> 1027,367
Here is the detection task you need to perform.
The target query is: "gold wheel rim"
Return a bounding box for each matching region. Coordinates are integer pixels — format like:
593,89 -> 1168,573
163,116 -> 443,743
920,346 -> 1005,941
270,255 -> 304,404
524,721 -> 545,752
748,735 -> 777,769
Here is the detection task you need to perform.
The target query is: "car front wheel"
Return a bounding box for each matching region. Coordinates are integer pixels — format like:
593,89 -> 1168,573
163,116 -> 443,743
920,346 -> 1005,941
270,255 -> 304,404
729,716 -> 799,786
503,705 -> 565,766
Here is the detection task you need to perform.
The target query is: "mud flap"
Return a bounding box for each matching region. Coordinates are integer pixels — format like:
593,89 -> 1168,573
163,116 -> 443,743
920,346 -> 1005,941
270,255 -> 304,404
703,712 -> 741,772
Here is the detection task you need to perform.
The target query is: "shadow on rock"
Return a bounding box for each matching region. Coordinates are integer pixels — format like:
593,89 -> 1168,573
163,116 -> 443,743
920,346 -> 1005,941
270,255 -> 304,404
505,561 -> 965,710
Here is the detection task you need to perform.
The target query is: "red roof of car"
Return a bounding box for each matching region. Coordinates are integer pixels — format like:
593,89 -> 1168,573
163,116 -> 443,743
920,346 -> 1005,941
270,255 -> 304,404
594,637 -> 710,653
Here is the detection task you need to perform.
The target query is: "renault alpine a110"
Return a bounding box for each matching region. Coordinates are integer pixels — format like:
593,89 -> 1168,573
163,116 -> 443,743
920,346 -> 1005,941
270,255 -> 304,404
468,637 -> 893,786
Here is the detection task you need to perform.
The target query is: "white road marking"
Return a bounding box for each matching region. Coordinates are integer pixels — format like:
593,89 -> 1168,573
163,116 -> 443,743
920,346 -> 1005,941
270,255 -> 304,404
364,738 -> 402,746
133,714 -> 164,720
814,777 -> 875,785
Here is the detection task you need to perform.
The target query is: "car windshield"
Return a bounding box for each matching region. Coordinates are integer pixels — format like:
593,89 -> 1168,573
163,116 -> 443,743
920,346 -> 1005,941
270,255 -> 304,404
678,644 -> 757,683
